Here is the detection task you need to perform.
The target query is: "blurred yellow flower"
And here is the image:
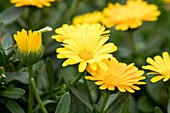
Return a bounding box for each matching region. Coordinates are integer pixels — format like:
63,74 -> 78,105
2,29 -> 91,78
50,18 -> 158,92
164,0 -> 170,3
52,23 -> 110,42
56,23 -> 117,72
14,29 -> 42,53
10,0 -> 61,8
102,0 -> 161,31
72,11 -> 103,24
142,52 -> 170,83
85,58 -> 145,93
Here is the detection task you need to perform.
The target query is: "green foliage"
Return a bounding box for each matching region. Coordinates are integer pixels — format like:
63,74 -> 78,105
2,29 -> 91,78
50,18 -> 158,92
55,92 -> 71,113
0,0 -> 169,113
2,33 -> 13,55
0,20 -> 4,36
0,88 -> 25,99
0,6 -> 24,25
154,107 -> 163,113
0,49 -> 6,67
5,72 -> 29,84
2,98 -> 25,113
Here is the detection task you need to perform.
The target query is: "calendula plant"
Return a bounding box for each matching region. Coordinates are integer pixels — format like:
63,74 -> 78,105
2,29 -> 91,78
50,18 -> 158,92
0,0 -> 170,113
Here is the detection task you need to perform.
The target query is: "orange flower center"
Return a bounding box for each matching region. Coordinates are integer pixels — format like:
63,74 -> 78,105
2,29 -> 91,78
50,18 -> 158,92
80,51 -> 93,61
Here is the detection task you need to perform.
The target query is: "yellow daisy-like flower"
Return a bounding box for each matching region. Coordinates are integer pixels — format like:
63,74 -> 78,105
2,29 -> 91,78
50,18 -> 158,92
85,58 -> 145,93
142,52 -> 170,83
72,11 -> 103,24
102,0 -> 161,31
10,0 -> 61,8
14,29 -> 42,53
52,23 -> 110,42
56,23 -> 117,72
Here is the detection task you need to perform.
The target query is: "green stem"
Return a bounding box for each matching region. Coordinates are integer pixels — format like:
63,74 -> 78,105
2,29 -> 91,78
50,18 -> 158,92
31,78 -> 48,113
129,30 -> 136,55
99,92 -> 110,113
70,72 -> 84,86
28,65 -> 34,113
55,72 -> 84,94
83,77 -> 94,104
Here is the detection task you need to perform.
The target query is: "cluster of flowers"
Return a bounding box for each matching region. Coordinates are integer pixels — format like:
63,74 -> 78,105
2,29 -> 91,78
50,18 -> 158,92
12,0 -> 170,94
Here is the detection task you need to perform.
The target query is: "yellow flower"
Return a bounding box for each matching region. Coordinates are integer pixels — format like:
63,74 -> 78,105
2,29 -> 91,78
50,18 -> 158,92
85,58 -> 145,93
55,23 -> 117,72
14,29 -> 42,54
72,11 -> 103,24
102,0 -> 161,31
164,0 -> 170,3
52,23 -> 110,42
142,52 -> 170,83
10,0 -> 61,8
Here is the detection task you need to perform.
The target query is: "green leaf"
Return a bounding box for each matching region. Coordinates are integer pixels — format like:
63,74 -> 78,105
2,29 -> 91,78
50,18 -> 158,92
61,65 -> 79,82
0,49 -> 6,66
0,88 -> 25,99
0,6 -> 24,25
34,100 -> 57,112
168,99 -> 170,113
2,33 -> 13,55
46,58 -> 55,96
55,92 -> 71,113
145,75 -> 166,104
67,84 -> 94,111
104,92 -> 129,113
6,72 -> 29,84
0,21 -> 4,36
154,107 -> 163,113
120,95 -> 131,113
137,94 -> 155,113
2,98 -> 25,113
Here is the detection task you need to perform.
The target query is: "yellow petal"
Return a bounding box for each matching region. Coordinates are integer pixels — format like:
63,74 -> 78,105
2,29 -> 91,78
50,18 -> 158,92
151,76 -> 164,83
78,61 -> 87,72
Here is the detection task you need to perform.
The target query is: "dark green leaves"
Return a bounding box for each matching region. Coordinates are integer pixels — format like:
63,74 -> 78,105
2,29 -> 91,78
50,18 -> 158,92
55,92 -> 71,113
154,107 -> 163,113
0,6 -> 24,25
2,33 -> 13,55
0,49 -> 6,67
0,20 -> 4,36
46,58 -> 55,97
6,72 -> 29,84
0,88 -> 25,99
2,99 -> 25,113
104,92 -> 130,113
68,84 -> 94,111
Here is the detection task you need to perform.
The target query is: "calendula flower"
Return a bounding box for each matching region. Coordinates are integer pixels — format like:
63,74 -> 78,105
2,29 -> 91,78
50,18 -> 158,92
14,29 -> 42,53
72,11 -> 103,24
142,52 -> 170,83
102,0 -> 161,31
52,23 -> 110,42
14,29 -> 43,65
55,23 -> 117,72
10,0 -> 61,8
85,58 -> 145,93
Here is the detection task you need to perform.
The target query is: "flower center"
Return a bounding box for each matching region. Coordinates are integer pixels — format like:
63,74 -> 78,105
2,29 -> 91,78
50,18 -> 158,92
80,51 -> 93,61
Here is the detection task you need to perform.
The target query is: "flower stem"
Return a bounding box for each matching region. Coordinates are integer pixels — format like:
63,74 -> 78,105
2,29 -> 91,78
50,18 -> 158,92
129,30 -> 136,55
99,92 -> 110,113
83,76 -> 94,104
70,72 -> 84,86
28,64 -> 34,113
55,72 -> 84,94
31,78 -> 48,113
